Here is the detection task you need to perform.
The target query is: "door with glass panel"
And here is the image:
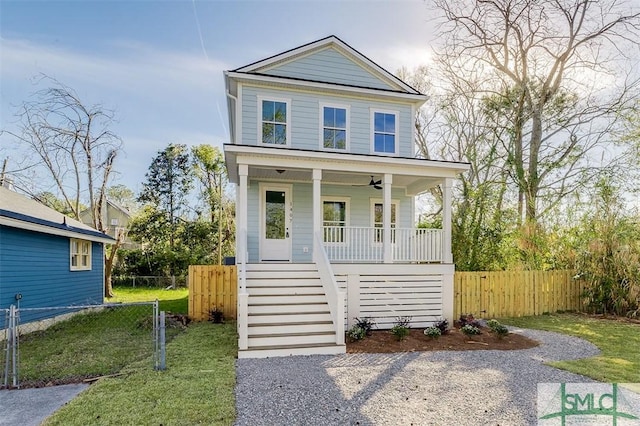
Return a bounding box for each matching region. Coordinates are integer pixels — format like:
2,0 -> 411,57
260,185 -> 292,261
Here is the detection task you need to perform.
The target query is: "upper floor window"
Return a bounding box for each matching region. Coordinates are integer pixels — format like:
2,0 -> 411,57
260,98 -> 290,145
372,111 -> 398,155
321,105 -> 348,150
70,238 -> 92,271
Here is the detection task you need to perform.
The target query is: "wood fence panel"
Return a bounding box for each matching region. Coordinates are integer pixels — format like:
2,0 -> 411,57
453,270 -> 583,319
188,265 -> 237,321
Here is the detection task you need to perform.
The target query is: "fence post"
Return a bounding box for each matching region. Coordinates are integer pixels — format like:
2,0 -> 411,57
8,304 -> 18,388
153,300 -> 159,370
158,311 -> 166,371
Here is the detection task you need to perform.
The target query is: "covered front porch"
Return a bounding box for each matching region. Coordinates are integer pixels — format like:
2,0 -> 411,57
225,144 -> 469,357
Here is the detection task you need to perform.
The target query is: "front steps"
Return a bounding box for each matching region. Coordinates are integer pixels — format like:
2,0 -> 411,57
239,263 -> 345,359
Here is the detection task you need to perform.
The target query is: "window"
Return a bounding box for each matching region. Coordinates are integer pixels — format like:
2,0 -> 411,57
322,197 -> 349,243
372,111 -> 398,154
110,218 -> 119,226
260,98 -> 289,145
371,201 -> 398,243
321,105 -> 348,150
70,239 -> 92,271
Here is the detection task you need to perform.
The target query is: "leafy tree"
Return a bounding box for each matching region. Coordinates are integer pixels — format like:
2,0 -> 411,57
191,144 -> 234,264
138,143 -> 192,249
107,184 -> 138,213
433,0 -> 640,225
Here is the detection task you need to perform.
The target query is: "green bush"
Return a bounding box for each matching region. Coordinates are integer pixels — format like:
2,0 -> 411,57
424,326 -> 442,339
461,324 -> 481,335
347,325 -> 366,342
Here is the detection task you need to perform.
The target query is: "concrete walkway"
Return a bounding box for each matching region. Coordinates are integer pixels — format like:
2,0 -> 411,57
0,383 -> 88,426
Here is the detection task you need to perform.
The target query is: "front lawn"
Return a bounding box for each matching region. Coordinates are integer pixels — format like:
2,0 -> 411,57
15,286 -> 189,387
502,313 -> 640,383
107,286 -> 189,313
44,322 -> 237,425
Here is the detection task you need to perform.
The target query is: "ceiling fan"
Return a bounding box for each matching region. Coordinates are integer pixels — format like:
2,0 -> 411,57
352,176 -> 382,190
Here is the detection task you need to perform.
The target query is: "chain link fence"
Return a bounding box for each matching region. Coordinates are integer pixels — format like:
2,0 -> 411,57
113,276 -> 188,288
1,301 -> 178,389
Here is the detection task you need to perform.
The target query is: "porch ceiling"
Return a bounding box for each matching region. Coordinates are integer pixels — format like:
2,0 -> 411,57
224,144 -> 470,195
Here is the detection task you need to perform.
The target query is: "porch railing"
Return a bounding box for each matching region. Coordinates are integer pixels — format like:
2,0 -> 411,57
322,226 -> 443,263
237,228 -> 248,350
313,232 -> 345,346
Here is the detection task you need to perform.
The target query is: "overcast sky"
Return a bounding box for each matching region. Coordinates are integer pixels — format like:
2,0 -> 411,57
1,0 -> 440,194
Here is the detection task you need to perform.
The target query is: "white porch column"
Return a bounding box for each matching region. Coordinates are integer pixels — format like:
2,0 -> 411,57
442,177 -> 453,264
383,173 -> 393,263
312,169 -> 322,262
238,164 -> 249,265
237,164 -> 249,351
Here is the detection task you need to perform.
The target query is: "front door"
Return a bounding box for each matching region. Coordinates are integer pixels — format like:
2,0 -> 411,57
260,185 -> 292,261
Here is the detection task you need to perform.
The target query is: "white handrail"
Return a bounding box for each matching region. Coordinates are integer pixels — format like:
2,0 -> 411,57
322,226 -> 443,263
313,231 -> 345,346
237,228 -> 248,350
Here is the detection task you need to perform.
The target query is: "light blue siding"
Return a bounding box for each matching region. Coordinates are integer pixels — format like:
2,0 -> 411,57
245,181 -> 413,263
263,48 -> 396,91
0,226 -> 104,325
241,86 -> 414,157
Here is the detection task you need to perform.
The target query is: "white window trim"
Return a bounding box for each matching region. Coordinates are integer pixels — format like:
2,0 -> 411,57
258,96 -> 291,147
370,198 -> 399,245
70,238 -> 92,271
321,196 -> 350,245
370,109 -> 399,156
319,102 -> 350,152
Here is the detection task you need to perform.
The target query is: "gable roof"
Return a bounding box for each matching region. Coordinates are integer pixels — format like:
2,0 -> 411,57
0,187 -> 115,243
228,35 -> 425,97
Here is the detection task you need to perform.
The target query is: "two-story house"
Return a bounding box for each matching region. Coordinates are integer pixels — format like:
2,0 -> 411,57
224,36 -> 469,358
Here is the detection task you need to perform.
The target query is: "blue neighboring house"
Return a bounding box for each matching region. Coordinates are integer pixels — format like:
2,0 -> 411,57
0,186 -> 115,326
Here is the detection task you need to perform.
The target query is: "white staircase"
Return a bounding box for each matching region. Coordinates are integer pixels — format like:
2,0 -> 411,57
239,263 -> 346,358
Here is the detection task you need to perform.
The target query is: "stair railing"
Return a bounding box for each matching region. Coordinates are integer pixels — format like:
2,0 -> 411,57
237,228 -> 248,350
314,231 -> 345,346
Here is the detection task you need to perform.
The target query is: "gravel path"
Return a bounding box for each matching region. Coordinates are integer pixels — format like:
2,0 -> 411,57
234,327 -> 609,425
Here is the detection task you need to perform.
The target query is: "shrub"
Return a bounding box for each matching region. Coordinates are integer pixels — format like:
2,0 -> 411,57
434,318 -> 449,335
458,314 -> 482,329
492,324 -> 509,339
390,316 -> 412,341
354,317 -> 376,336
460,324 -> 481,335
486,319 -> 501,330
424,326 -> 441,339
347,325 -> 366,342
209,307 -> 224,324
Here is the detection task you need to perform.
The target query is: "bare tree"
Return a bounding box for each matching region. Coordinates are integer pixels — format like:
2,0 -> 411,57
6,76 -> 124,296
432,0 -> 640,224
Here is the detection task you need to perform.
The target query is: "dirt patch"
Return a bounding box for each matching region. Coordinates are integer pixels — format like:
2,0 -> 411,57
346,327 -> 539,353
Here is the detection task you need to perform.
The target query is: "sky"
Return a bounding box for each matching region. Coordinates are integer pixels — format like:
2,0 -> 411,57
0,0 -> 439,195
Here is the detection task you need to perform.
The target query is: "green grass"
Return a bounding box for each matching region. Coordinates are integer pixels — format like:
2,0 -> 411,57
502,313 -> 640,383
44,322 -> 237,426
107,286 -> 189,314
17,287 -> 189,387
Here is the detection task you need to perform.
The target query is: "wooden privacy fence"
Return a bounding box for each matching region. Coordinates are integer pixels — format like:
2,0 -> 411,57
454,270 -> 585,318
188,265 -> 237,321
188,267 -> 585,321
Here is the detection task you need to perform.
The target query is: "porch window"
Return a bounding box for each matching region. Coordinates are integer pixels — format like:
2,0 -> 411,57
321,105 -> 348,150
372,201 -> 398,243
372,111 -> 398,155
322,198 -> 349,243
70,238 -> 92,271
260,98 -> 290,145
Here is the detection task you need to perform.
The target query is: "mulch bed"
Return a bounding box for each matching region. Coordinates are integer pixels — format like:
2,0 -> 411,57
346,327 -> 539,353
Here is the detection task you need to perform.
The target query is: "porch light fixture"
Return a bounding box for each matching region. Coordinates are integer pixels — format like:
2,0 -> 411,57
276,169 -> 286,174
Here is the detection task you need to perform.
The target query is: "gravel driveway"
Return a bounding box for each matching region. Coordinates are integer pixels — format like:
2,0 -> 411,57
235,327 -> 609,425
